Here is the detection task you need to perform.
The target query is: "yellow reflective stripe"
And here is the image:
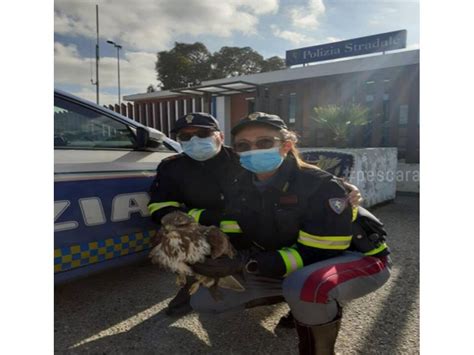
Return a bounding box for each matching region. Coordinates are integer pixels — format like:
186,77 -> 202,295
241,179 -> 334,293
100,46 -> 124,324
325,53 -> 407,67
286,248 -> 304,269
278,250 -> 293,276
298,230 -> 352,250
188,208 -> 205,223
220,220 -> 242,233
299,230 -> 352,242
352,207 -> 358,222
278,247 -> 304,276
364,242 -> 388,256
148,201 -> 180,215
298,236 -> 351,250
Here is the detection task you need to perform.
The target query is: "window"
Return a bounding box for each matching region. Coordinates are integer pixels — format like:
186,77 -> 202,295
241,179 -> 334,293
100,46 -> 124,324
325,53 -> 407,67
398,126 -> 408,159
276,97 -> 282,117
350,80 -> 358,102
365,80 -> 375,102
382,79 -> 391,122
247,98 -> 256,114
399,105 -> 409,126
288,93 -> 296,124
54,97 -> 135,149
383,79 -> 391,101
362,119 -> 373,146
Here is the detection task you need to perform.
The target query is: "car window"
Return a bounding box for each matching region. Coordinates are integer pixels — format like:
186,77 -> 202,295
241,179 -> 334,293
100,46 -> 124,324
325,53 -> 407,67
54,96 -> 136,149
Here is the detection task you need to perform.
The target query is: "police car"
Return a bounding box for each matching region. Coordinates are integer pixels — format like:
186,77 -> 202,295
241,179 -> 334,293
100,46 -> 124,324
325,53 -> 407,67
54,90 -> 181,284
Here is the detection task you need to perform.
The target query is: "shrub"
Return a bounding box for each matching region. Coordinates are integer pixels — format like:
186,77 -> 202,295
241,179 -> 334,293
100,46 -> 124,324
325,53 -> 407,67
312,103 -> 370,147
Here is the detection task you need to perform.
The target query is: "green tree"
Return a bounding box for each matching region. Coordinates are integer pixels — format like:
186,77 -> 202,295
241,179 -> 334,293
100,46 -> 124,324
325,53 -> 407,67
146,84 -> 156,93
210,46 -> 265,79
261,56 -> 286,72
154,43 -> 288,89
156,42 -> 212,90
312,103 -> 370,147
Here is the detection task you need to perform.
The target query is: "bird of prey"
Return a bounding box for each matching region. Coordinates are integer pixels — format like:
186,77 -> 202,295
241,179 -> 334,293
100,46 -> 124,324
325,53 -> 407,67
149,211 -> 243,298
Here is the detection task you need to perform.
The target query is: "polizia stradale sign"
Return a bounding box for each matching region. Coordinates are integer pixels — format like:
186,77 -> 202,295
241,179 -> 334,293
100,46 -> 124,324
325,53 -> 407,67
286,30 -> 407,66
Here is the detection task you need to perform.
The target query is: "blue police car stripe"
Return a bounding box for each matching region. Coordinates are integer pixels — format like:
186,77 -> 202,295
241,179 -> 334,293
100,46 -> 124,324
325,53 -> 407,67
54,229 -> 158,273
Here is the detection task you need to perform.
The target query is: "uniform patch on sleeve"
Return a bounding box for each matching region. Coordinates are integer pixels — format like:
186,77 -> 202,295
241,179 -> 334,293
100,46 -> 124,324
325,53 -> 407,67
328,198 -> 347,214
162,153 -> 183,162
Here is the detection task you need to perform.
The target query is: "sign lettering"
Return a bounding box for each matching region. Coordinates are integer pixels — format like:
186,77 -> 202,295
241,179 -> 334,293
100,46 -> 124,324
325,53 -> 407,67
286,30 -> 407,66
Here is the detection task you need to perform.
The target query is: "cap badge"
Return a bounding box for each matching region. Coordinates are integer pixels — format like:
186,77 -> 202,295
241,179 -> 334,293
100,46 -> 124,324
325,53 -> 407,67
185,114 -> 194,123
248,112 -> 260,120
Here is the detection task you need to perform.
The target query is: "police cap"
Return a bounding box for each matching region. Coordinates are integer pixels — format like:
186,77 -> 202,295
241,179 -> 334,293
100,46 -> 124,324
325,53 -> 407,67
231,112 -> 288,135
171,112 -> 221,133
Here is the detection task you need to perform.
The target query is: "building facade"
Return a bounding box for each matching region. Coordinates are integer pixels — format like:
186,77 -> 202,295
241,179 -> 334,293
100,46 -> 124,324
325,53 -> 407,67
123,49 -> 419,163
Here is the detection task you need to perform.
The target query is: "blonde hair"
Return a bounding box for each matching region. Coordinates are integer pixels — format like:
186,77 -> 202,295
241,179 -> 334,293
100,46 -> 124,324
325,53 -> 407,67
279,129 -> 321,170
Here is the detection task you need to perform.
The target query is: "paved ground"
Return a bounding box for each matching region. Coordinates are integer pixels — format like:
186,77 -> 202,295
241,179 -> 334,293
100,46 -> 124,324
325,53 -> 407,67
55,195 -> 419,354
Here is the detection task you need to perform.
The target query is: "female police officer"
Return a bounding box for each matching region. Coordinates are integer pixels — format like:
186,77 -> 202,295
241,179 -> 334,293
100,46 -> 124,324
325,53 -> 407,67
190,112 -> 391,355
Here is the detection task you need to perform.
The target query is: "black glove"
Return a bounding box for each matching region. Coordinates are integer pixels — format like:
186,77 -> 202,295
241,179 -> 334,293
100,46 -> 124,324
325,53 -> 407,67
191,253 -> 257,278
190,256 -> 244,278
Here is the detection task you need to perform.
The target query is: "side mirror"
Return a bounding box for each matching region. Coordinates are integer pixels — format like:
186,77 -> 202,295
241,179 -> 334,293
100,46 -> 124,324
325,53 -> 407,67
135,126 -> 150,149
147,127 -> 165,146
136,126 -> 166,150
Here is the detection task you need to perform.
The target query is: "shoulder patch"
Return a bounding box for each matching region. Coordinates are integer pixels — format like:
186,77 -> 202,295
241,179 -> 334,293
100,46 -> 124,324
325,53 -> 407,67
157,153 -> 186,170
328,197 -> 348,215
162,153 -> 184,162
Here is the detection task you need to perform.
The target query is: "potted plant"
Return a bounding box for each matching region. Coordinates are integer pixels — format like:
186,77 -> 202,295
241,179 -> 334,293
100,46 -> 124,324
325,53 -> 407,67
312,103 -> 370,148
302,103 -> 397,207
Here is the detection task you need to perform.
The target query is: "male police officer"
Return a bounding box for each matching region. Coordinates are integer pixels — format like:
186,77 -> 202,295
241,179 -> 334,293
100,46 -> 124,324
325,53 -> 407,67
148,112 -> 362,318
148,112 -> 243,315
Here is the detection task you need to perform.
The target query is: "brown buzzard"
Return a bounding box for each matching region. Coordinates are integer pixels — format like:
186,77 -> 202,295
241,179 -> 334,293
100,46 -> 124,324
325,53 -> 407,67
149,211 -> 241,297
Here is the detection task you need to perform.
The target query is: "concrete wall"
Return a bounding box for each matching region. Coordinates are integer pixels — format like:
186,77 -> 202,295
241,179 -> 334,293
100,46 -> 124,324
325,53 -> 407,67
300,147 -> 398,207
396,162 -> 419,193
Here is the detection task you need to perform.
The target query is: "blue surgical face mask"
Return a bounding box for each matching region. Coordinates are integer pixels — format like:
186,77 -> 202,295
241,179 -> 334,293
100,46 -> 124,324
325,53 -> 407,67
239,147 -> 284,174
180,136 -> 220,161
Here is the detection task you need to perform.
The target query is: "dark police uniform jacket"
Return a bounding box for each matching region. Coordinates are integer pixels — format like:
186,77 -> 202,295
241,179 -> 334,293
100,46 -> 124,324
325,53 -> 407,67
148,146 -> 245,244
225,155 -> 389,278
223,155 -> 354,278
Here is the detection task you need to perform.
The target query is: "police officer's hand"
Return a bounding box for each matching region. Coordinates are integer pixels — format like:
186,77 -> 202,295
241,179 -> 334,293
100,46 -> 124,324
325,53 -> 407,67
190,255 -> 246,278
343,181 -> 363,207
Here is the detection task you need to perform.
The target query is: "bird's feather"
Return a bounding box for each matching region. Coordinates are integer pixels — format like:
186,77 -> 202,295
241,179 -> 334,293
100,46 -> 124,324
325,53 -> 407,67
149,211 -> 242,297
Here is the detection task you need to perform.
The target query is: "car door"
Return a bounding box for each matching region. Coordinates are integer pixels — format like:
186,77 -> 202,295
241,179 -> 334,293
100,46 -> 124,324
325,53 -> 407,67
54,92 -> 177,283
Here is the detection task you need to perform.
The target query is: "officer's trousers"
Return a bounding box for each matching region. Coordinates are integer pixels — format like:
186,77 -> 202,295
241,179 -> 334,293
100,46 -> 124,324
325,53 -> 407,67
190,251 -> 391,325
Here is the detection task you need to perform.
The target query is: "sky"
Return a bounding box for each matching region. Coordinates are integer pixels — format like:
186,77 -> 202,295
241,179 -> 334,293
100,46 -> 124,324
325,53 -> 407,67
54,0 -> 419,106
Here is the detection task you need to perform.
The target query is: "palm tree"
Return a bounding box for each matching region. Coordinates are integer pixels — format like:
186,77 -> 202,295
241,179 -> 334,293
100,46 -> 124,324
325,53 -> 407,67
312,103 -> 370,147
